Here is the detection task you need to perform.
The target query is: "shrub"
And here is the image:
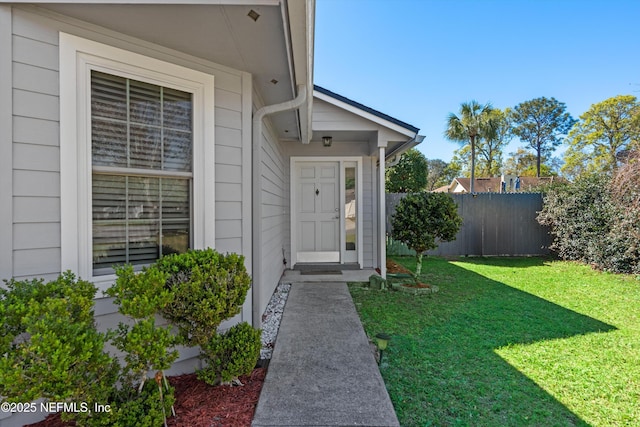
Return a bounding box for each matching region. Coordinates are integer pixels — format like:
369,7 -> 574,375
105,378 -> 175,427
154,249 -> 251,347
537,173 -> 640,273
106,265 -> 178,385
538,174 -> 615,264
197,322 -> 261,385
391,193 -> 462,278
106,265 -> 178,427
0,272 -> 118,423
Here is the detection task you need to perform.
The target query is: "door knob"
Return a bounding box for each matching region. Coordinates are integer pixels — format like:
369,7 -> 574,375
315,189 -> 319,195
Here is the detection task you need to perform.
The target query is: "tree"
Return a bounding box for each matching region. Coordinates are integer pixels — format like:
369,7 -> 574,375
503,148 -> 559,177
391,193 -> 462,278
449,146 -> 472,178
445,101 -> 496,192
385,148 -> 428,193
510,97 -> 576,177
426,159 -> 453,191
563,95 -> 640,178
476,108 -> 511,176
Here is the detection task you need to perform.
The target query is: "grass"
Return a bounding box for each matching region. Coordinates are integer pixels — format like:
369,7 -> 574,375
349,256 -> 640,426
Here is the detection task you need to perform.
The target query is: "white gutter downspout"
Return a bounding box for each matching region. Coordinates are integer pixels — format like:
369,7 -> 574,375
252,84 -> 307,328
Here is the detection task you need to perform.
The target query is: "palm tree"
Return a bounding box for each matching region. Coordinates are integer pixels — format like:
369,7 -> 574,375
445,101 -> 496,193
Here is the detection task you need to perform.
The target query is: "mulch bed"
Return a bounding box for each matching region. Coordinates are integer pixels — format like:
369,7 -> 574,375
386,259 -> 412,275
386,259 -> 437,290
167,368 -> 265,427
25,368 -> 266,427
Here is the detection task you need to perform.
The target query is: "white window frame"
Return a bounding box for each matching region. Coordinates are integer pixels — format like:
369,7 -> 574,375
60,33 -> 215,289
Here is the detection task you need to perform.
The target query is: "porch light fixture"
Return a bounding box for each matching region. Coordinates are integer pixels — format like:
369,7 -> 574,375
247,9 -> 260,22
375,333 -> 391,365
322,136 -> 333,147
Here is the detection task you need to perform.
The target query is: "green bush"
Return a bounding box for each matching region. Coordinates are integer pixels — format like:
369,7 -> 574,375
1,248 -> 256,425
538,175 -> 615,263
153,249 -> 251,347
105,265 -> 178,427
0,272 -> 118,423
537,174 -> 640,273
197,322 -> 261,385
105,379 -> 175,427
106,265 -> 178,389
391,192 -> 462,278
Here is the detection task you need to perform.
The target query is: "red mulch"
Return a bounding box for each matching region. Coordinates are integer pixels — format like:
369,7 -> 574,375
386,259 -> 412,275
25,368 -> 266,427
386,259 -> 434,288
167,368 -> 266,427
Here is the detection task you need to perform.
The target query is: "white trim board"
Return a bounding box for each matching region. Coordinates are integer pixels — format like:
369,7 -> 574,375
290,156 -> 363,268
0,5 -> 13,279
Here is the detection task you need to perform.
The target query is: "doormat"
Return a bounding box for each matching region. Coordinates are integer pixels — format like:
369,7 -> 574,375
299,270 -> 342,275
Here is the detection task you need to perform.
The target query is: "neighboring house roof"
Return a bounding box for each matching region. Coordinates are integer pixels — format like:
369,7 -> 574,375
442,176 -> 562,193
432,184 -> 452,193
314,85 -> 419,134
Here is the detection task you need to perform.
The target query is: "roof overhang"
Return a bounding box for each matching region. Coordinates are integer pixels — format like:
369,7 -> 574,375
312,86 -> 424,161
19,0 -> 314,141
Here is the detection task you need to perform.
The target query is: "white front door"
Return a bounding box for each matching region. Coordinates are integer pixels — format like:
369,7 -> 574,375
296,162 -> 340,262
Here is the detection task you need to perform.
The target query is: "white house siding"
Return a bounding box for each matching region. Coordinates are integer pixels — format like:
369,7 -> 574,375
10,8 -> 61,281
255,115 -> 289,319
285,142 -> 376,269
2,5 -> 253,387
312,98 -> 384,132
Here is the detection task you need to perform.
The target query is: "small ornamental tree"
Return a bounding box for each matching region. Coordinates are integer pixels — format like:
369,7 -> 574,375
391,193 -> 462,278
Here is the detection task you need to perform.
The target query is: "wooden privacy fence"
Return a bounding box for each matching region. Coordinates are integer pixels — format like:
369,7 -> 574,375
386,193 -> 553,257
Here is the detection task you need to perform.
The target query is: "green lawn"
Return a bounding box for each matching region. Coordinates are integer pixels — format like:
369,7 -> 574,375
349,257 -> 640,426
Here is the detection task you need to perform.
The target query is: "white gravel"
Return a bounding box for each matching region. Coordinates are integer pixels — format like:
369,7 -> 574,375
259,282 -> 291,359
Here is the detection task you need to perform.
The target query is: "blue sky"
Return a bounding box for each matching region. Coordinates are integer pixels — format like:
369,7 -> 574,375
314,0 -> 640,163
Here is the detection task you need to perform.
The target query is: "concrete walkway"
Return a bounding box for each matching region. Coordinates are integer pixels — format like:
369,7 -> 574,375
252,282 -> 399,427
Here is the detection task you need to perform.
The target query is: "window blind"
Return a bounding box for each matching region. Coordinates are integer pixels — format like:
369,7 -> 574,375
90,71 -> 193,275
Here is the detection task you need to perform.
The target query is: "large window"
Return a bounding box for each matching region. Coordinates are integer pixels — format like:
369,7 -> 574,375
60,34 -> 215,286
91,71 -> 193,275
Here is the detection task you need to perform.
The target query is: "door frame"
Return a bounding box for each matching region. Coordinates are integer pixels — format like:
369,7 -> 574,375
290,156 -> 363,268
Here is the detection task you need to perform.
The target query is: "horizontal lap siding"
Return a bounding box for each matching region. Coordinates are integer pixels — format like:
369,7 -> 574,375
9,8 -> 248,280
214,84 -> 245,255
11,11 -> 61,279
4,7 -> 252,398
258,121 -> 287,317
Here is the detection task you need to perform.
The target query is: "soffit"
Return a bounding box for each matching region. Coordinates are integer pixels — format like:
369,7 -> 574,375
40,3 -> 300,137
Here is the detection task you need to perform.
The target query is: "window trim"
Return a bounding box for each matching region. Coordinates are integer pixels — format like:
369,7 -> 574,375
60,33 -> 215,289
